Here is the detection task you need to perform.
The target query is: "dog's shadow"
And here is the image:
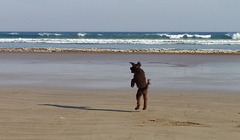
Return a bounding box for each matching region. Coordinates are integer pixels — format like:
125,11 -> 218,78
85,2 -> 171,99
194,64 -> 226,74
39,104 -> 139,113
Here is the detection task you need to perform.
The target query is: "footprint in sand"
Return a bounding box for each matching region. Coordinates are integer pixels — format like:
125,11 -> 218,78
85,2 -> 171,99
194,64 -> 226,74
149,119 -> 203,127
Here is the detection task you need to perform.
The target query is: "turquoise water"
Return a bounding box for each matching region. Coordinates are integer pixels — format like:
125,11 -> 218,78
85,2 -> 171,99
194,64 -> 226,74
0,32 -> 240,50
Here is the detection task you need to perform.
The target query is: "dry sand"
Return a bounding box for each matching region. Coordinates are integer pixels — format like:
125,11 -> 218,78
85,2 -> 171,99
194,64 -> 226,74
0,87 -> 240,140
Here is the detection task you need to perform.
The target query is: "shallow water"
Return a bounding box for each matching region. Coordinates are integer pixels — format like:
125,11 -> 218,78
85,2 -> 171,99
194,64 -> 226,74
0,53 -> 240,93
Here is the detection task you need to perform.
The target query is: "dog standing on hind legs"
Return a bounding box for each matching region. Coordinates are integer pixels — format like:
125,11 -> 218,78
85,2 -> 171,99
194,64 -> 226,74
130,62 -> 150,110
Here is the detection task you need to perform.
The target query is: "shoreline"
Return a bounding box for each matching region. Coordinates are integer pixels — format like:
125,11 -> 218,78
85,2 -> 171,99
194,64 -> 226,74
1,48 -> 240,54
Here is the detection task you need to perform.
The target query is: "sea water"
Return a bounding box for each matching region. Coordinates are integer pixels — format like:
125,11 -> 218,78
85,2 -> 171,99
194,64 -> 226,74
0,32 -> 240,50
0,32 -> 240,92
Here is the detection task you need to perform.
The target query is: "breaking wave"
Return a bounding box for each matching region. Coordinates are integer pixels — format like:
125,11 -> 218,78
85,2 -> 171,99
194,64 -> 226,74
0,32 -> 240,47
38,33 -> 62,37
156,34 -> 212,39
77,33 -> 86,37
0,38 -> 240,45
0,32 -> 239,40
232,33 -> 240,40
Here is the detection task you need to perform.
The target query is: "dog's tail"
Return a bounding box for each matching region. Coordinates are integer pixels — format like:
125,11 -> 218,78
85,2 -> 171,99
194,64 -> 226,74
143,79 -> 150,90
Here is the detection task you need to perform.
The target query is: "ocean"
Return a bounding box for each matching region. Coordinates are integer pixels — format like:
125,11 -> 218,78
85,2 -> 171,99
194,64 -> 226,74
0,32 -> 240,92
0,32 -> 240,51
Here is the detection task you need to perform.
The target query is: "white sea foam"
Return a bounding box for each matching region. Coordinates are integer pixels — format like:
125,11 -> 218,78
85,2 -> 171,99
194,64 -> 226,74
194,34 -> 212,39
38,33 -> 62,36
55,33 -> 62,36
8,32 -> 19,35
1,38 -> 240,45
157,33 -> 211,39
232,33 -> 240,40
77,33 -> 86,37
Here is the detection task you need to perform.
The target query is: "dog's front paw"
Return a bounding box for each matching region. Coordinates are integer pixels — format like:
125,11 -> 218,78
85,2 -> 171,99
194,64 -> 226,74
143,107 -> 147,110
131,83 -> 134,88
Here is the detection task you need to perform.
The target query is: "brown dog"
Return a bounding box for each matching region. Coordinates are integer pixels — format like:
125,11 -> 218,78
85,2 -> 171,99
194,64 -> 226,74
130,62 -> 150,110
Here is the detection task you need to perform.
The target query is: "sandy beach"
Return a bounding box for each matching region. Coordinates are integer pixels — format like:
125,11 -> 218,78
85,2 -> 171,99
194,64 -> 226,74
0,87 -> 240,140
0,53 -> 240,140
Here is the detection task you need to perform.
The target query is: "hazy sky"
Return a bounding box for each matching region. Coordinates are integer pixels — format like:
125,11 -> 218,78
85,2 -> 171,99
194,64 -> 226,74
0,0 -> 239,32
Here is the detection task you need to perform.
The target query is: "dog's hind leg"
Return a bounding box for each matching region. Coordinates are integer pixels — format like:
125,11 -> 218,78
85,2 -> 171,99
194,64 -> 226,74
143,93 -> 147,110
135,90 -> 142,110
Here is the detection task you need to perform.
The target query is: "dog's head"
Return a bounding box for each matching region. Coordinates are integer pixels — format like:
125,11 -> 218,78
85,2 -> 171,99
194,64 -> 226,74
130,62 -> 141,73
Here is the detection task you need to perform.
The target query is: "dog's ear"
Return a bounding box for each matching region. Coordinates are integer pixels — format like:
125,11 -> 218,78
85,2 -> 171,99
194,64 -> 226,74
130,62 -> 135,66
137,62 -> 141,67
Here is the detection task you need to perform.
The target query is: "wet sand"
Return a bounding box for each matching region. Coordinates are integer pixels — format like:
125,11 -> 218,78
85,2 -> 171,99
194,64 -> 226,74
0,53 -> 240,139
0,52 -> 240,92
